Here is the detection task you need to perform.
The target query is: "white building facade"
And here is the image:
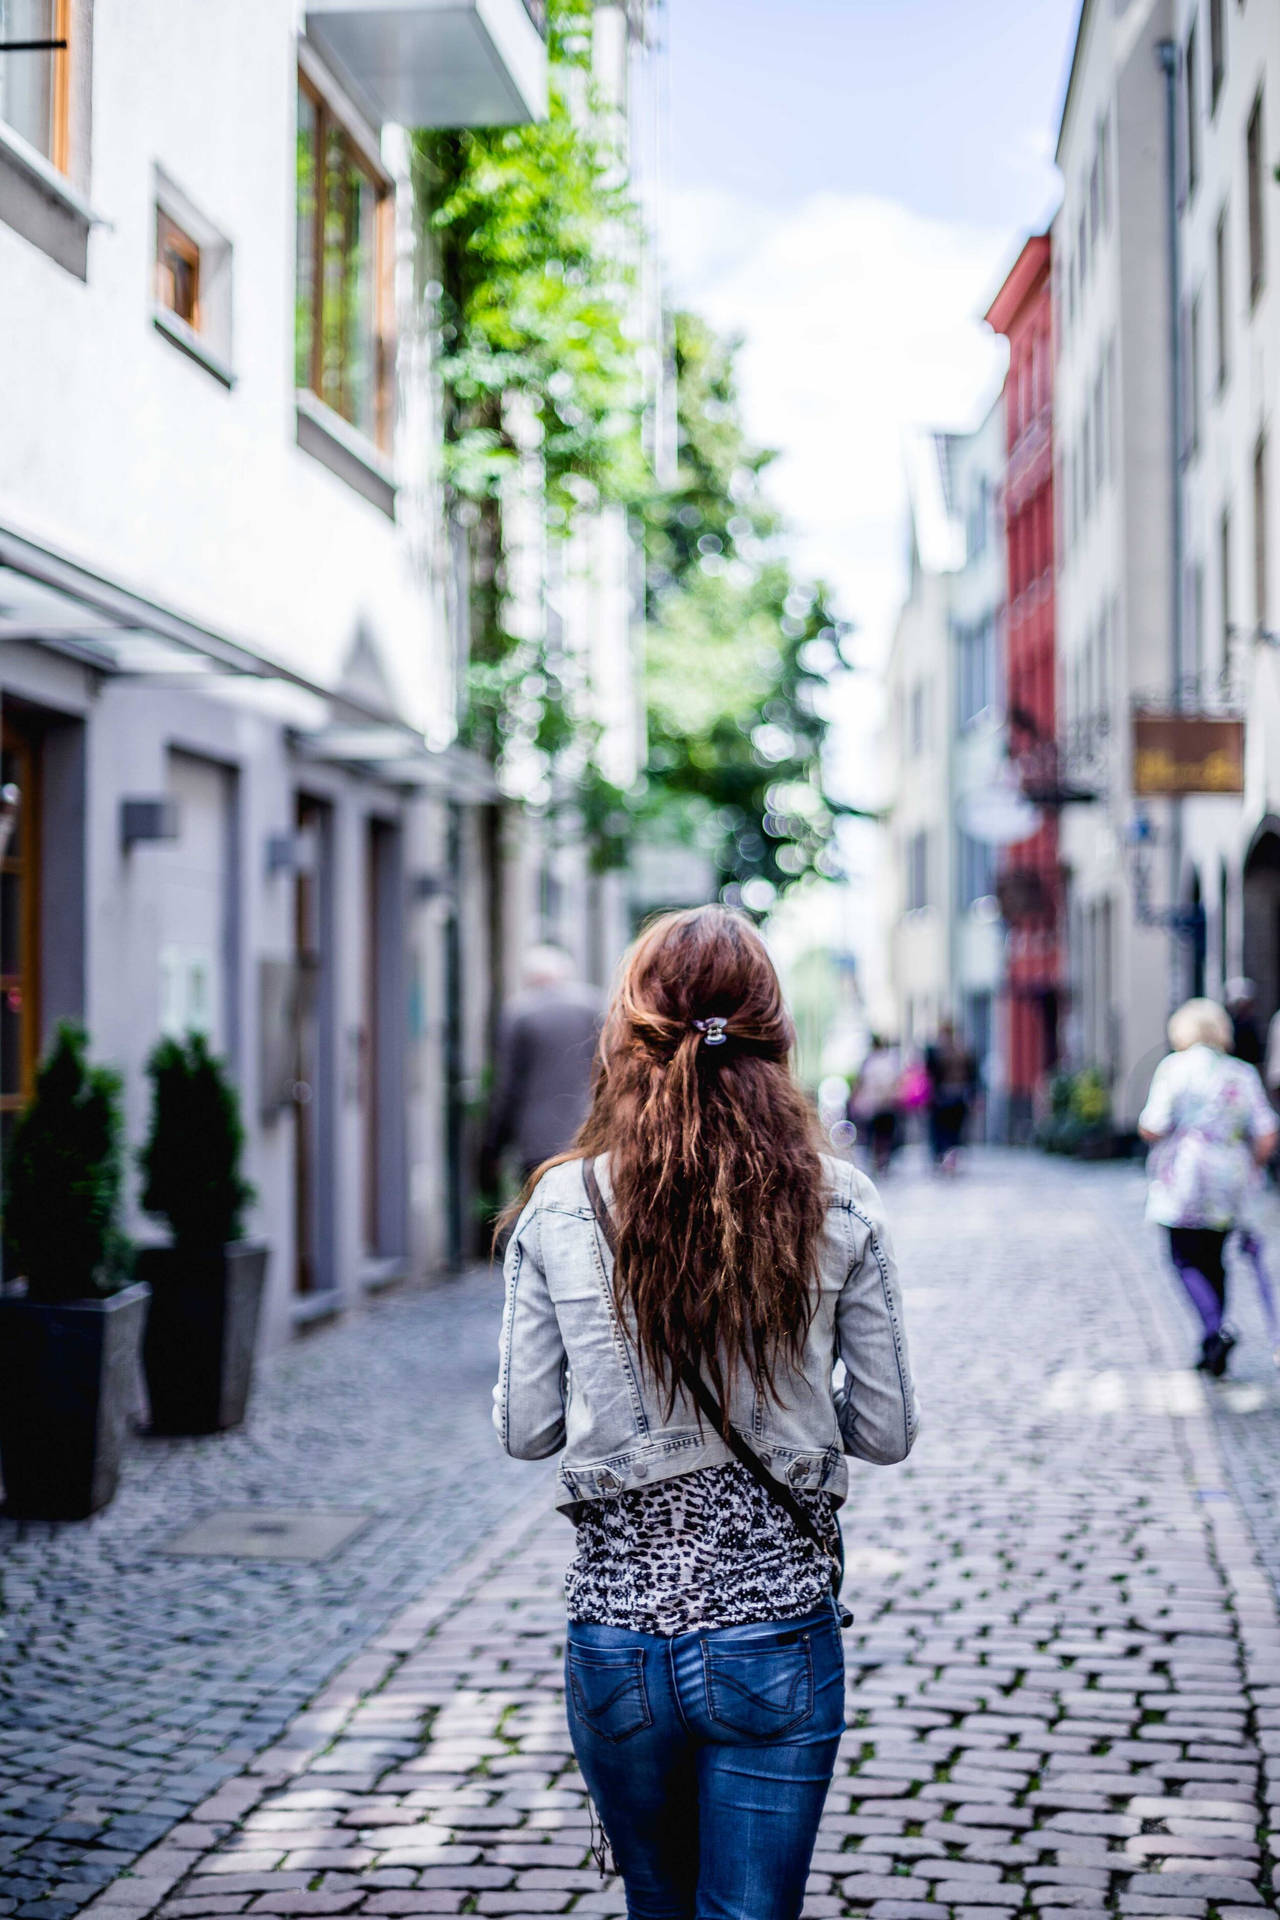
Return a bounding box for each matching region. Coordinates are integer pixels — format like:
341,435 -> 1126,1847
1053,0 -> 1181,1126
1173,0 -> 1280,1020
1053,0 -> 1280,1125
0,1 -> 553,1340
885,416 -> 1007,1127
946,400 -> 1009,1136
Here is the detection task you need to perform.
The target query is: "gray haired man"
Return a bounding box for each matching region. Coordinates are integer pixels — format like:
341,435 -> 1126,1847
484,946 -> 604,1181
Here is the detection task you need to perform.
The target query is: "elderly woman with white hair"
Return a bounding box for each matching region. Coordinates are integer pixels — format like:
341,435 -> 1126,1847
1139,997 -> 1277,1376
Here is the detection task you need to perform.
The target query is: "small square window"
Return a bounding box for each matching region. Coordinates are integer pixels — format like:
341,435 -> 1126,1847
150,168 -> 234,384
155,210 -> 201,330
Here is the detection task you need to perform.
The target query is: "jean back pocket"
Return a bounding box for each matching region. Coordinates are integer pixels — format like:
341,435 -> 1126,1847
703,1634 -> 814,1738
567,1645 -> 653,1743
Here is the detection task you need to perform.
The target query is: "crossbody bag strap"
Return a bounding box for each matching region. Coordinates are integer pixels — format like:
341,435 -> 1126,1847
580,1157 -> 836,1564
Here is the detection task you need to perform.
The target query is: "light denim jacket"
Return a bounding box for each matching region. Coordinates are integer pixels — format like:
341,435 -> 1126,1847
493,1153 -> 919,1515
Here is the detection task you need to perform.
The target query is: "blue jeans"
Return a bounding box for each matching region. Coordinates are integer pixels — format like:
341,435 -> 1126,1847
565,1603 -> 845,1920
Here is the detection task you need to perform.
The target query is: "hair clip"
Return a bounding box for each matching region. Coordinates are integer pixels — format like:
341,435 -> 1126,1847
692,1016 -> 728,1047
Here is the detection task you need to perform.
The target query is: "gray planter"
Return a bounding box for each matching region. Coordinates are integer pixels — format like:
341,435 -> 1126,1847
137,1242 -> 268,1435
0,1282 -> 149,1520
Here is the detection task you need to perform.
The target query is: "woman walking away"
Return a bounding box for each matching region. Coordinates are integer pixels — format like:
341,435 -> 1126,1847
1139,997 -> 1277,1377
494,906 -> 919,1920
849,1035 -> 903,1175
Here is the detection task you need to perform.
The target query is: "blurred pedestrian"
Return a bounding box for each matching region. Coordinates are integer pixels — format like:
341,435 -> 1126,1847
1138,997 -> 1277,1377
483,945 -> 603,1183
924,1020 -> 977,1173
848,1035 -> 902,1175
1225,978 -> 1265,1067
494,906 -> 918,1920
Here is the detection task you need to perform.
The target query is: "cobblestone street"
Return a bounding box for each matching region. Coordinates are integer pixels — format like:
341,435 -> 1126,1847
7,1152 -> 1280,1919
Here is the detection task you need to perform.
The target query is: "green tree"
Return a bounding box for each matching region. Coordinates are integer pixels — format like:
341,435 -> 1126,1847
641,312 -> 856,899
411,0 -> 647,772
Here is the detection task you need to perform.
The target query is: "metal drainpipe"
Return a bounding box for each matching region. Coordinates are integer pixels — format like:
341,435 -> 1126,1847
1157,38 -> 1186,1010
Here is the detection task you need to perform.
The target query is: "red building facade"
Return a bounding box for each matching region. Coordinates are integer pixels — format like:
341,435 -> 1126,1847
985,234 -> 1062,1136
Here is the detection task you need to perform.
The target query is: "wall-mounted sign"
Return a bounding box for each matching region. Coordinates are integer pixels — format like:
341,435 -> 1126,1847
1132,714 -> 1244,796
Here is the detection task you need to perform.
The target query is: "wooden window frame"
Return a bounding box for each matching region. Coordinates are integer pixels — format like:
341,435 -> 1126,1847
155,208 -> 202,332
296,68 -> 393,454
0,0 -> 70,169
50,0 -> 70,172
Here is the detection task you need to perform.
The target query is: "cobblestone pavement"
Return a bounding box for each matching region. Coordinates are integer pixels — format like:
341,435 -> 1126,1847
11,1152 -> 1280,1920
0,1272 -> 544,1919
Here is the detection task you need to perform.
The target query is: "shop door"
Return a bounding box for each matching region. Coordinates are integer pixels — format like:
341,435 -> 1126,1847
156,752 -> 233,1052
293,797 -> 334,1296
0,714 -> 40,1157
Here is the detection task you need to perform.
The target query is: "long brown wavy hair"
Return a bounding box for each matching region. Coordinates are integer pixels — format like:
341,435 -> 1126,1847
514,906 -> 829,1413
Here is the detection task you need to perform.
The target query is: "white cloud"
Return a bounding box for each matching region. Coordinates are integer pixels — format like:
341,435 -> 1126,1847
667,186 -> 1009,683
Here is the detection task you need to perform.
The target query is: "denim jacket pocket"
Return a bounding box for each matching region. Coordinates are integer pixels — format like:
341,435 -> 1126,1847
702,1635 -> 815,1738
566,1645 -> 653,1743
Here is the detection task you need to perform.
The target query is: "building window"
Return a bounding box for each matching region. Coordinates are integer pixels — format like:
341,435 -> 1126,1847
1247,90 -> 1265,307
151,171 -> 234,378
958,830 -> 995,910
1089,154 -> 1100,250
958,616 -> 994,726
1185,557 -> 1204,686
1185,18 -> 1200,199
0,0 -> 69,169
155,210 -> 201,330
1214,205 -> 1229,391
1209,0 -> 1225,113
906,831 -> 929,913
1077,210 -> 1087,291
1188,292 -> 1202,458
1219,503 -> 1232,666
295,72 -> 392,449
909,682 -> 926,757
1254,435 -> 1268,628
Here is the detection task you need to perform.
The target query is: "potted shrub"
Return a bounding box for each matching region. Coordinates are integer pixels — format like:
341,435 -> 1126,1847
137,1032 -> 266,1435
0,1023 -> 144,1519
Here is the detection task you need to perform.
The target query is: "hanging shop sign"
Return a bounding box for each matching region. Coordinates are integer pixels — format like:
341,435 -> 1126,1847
1132,714 -> 1244,796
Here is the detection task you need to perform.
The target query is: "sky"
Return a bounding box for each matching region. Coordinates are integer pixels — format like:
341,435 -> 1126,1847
654,0 -> 1082,1007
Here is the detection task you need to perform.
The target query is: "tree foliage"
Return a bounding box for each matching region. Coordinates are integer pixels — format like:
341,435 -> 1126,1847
640,312 -> 852,900
413,6 -> 850,901
411,0 -> 646,767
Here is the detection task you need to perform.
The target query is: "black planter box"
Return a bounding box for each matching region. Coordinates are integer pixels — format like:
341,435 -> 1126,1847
138,1243 -> 268,1435
0,1282 -> 149,1520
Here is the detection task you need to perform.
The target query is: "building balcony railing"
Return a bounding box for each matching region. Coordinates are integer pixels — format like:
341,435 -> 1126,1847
305,0 -> 548,129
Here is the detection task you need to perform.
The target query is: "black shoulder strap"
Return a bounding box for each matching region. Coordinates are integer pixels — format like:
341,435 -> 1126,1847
580,1158 -> 835,1562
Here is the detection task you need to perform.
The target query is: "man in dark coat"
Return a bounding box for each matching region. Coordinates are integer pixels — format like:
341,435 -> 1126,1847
484,947 -> 604,1181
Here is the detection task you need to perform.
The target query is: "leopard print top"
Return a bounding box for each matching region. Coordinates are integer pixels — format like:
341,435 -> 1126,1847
565,1461 -> 841,1636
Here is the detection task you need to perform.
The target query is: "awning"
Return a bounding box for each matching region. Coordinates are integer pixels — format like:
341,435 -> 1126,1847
0,525 -> 498,801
